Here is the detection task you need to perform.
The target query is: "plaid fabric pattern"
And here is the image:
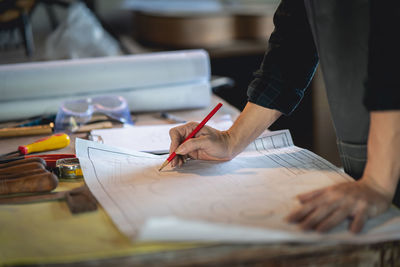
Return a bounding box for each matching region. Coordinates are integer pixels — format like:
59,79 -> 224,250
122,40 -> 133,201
247,0 -> 319,115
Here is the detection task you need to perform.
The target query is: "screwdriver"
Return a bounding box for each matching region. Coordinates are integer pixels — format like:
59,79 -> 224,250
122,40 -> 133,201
0,133 -> 71,158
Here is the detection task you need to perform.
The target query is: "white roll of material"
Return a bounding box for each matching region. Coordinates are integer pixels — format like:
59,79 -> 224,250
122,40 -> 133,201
0,49 -> 211,121
0,82 -> 210,121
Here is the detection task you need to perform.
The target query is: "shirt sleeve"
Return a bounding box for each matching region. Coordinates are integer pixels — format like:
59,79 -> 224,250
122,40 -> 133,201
247,0 -> 319,115
364,0 -> 400,111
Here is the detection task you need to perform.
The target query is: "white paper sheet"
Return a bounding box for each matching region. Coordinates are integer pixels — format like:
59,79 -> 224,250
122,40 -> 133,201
76,131 -> 400,243
90,117 -> 233,154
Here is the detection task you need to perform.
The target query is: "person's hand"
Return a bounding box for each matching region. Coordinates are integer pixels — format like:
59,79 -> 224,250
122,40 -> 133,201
286,178 -> 392,233
169,122 -> 234,167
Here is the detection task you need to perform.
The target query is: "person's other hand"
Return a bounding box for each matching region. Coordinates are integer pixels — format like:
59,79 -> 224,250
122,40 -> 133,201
286,178 -> 392,233
169,122 -> 233,167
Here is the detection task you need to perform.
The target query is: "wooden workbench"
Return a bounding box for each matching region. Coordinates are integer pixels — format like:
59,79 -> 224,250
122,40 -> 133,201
47,242 -> 400,266
1,96 -> 399,266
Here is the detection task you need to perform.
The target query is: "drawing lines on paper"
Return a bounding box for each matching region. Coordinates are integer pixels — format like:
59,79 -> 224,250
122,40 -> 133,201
258,132 -> 292,150
239,208 -> 276,221
169,196 -> 281,227
296,149 -> 347,177
86,146 -> 160,234
252,132 -> 346,178
171,198 -> 235,224
254,136 -> 299,176
80,135 -> 342,235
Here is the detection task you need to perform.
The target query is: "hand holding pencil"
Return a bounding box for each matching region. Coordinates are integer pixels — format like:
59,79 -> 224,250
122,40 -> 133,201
160,103 -> 233,171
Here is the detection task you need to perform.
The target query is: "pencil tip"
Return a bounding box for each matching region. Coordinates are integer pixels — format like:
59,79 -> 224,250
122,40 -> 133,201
158,160 -> 169,172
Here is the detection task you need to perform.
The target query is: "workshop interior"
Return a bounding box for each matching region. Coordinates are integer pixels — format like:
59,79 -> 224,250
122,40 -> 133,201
0,0 -> 339,165
3,1 -> 395,266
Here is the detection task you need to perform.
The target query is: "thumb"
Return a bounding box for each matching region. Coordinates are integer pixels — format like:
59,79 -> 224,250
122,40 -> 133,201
175,138 -> 205,155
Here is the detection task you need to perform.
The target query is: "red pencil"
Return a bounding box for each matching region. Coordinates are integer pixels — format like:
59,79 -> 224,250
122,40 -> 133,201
158,102 -> 223,171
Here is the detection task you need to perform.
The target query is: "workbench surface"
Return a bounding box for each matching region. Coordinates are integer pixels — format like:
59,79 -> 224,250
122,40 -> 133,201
1,96 -> 399,267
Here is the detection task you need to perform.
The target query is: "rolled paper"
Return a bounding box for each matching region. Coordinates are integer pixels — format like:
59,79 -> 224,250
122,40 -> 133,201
0,50 -> 211,121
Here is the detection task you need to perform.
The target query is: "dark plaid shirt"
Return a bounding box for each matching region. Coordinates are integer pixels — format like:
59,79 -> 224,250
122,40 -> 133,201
247,0 -> 400,115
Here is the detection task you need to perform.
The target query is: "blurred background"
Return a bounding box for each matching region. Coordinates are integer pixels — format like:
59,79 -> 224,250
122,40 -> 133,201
0,0 -> 340,166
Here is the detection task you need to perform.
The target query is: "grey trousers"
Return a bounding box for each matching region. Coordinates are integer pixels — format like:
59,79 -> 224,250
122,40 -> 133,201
305,0 -> 400,206
337,140 -> 400,206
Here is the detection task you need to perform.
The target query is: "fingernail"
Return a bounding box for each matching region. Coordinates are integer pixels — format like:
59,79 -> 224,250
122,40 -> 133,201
175,147 -> 183,154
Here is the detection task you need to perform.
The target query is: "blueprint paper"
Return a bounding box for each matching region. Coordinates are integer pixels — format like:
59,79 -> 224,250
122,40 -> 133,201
76,131 -> 400,243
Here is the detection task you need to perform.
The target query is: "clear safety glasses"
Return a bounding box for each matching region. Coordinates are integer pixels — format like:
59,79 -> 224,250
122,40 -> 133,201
55,95 -> 133,132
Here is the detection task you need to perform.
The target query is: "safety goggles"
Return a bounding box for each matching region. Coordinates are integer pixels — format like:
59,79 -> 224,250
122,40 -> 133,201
55,95 -> 133,132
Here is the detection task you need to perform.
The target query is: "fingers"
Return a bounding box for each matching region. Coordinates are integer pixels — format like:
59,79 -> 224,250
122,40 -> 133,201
171,154 -> 193,168
171,139 -> 203,168
171,155 -> 183,168
350,212 -> 366,234
289,200 -> 350,233
314,207 -> 351,232
300,203 -> 339,231
169,122 -> 199,168
349,203 -> 368,233
171,157 -> 178,168
286,202 -> 317,223
177,156 -> 185,168
169,122 -> 199,154
287,186 -> 351,232
288,183 -> 374,233
287,194 -> 341,231
297,188 -> 325,203
175,138 -> 206,156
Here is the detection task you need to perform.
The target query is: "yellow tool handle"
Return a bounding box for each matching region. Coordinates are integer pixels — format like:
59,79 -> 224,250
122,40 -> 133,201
18,133 -> 70,155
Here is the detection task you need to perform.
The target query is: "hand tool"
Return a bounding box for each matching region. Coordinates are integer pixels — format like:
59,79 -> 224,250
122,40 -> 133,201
55,158 -> 83,179
1,168 -> 47,180
16,115 -> 56,127
0,158 -> 95,214
0,158 -> 58,195
0,133 -> 70,158
0,157 -> 46,168
0,161 -> 46,175
0,123 -> 54,138
0,155 -> 82,180
0,172 -> 58,195
0,185 -> 97,214
74,121 -> 113,133
0,154 -> 75,168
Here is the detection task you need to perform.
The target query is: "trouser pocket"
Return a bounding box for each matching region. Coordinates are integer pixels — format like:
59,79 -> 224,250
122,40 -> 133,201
336,139 -> 367,180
